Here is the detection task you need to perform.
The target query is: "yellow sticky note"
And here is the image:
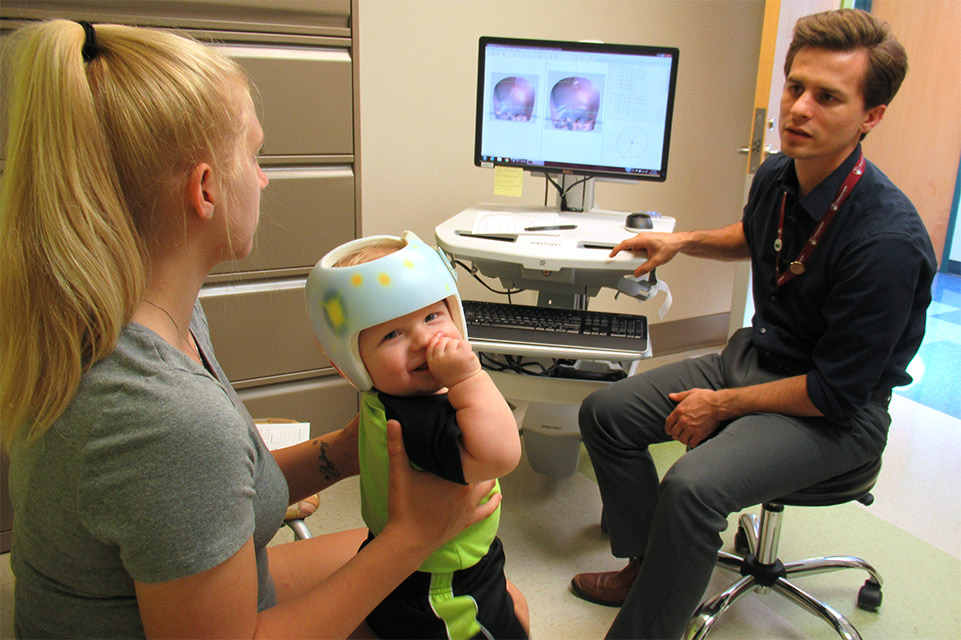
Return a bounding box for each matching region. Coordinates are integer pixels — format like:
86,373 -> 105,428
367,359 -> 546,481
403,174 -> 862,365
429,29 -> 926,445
494,166 -> 523,197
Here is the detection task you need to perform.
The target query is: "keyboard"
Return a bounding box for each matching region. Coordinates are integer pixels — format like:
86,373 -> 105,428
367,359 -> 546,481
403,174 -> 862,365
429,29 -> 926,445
462,300 -> 648,354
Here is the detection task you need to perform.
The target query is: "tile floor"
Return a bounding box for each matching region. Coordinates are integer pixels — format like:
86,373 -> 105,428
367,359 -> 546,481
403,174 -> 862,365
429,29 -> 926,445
896,272 -> 961,419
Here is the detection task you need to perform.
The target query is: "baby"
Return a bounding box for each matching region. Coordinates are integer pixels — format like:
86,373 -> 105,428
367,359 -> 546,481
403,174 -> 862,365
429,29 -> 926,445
306,231 -> 528,639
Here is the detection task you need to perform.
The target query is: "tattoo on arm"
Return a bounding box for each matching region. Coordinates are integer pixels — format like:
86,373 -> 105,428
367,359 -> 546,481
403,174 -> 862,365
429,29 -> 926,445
313,439 -> 341,481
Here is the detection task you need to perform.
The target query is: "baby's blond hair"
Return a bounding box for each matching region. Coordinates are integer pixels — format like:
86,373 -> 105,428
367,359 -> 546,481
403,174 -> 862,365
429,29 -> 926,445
334,238 -> 405,267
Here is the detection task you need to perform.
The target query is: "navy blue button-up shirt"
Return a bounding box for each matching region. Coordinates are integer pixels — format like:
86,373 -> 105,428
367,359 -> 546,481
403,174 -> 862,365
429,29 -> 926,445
743,145 -> 936,421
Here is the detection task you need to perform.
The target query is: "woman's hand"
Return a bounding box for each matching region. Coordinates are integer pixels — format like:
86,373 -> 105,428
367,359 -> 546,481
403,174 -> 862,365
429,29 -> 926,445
383,419 -> 499,555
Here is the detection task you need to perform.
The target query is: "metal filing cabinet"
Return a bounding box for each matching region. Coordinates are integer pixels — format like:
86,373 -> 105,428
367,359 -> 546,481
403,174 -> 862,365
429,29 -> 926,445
0,0 -> 362,552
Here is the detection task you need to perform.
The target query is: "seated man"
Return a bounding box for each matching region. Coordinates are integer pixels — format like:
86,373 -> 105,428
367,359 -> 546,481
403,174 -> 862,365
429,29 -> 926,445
570,9 -> 936,639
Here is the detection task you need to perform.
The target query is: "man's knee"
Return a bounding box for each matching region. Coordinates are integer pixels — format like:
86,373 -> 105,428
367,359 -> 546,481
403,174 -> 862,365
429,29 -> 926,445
578,374 -> 669,450
659,456 -> 728,519
578,385 -> 619,441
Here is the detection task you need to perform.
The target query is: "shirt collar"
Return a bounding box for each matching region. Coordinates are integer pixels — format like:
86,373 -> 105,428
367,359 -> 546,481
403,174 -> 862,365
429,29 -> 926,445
777,145 -> 863,222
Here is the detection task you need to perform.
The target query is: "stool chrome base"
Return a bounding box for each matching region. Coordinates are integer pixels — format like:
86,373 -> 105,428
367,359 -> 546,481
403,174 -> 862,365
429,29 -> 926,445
285,518 -> 313,540
685,510 -> 883,640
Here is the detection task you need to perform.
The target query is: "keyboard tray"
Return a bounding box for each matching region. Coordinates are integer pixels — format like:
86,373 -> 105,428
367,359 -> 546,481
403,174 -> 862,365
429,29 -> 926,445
463,300 -> 648,356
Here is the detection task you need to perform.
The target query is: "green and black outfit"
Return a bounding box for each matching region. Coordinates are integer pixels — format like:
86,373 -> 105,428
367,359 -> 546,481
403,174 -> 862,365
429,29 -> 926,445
358,390 -> 525,640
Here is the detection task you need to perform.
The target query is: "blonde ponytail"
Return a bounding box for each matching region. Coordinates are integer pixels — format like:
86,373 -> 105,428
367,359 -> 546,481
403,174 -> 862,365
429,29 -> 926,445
1,20 -> 247,450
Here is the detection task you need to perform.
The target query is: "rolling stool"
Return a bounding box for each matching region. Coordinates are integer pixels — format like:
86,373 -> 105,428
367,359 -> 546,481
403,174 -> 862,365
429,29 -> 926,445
686,458 -> 884,640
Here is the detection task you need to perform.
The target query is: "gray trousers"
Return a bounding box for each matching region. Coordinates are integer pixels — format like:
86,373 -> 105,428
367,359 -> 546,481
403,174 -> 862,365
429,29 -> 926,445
578,328 -> 891,639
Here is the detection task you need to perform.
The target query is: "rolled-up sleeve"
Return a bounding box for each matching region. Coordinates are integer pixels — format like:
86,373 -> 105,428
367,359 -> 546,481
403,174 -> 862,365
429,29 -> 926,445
805,230 -> 931,419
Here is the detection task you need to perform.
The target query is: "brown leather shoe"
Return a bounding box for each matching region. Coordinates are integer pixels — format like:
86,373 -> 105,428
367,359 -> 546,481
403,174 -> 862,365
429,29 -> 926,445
570,558 -> 641,606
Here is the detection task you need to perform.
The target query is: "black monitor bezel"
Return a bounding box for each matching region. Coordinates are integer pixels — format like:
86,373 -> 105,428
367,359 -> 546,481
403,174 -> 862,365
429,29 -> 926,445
474,36 -> 680,182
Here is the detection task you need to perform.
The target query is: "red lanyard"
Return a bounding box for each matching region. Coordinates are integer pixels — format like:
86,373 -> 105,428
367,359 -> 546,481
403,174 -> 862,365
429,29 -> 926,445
775,151 -> 865,288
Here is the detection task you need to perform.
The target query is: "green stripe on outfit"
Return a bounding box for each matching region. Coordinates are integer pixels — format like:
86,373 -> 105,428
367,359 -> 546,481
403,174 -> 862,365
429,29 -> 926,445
429,572 -> 485,640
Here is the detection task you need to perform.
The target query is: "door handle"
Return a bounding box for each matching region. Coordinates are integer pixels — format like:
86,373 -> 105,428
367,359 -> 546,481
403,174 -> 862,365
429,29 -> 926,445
738,144 -> 777,155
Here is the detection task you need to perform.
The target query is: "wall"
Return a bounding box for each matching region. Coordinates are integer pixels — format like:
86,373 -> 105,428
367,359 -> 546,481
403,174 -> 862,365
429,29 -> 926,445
863,0 -> 961,266
356,0 -> 765,324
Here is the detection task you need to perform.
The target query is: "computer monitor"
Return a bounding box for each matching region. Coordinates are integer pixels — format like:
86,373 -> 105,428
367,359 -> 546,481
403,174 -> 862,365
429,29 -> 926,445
475,36 -> 679,192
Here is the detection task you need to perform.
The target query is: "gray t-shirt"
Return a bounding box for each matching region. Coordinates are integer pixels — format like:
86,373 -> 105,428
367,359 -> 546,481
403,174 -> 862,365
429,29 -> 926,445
10,302 -> 288,638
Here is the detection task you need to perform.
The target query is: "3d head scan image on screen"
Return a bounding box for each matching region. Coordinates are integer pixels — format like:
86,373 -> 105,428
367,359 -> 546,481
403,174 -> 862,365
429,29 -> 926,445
475,37 -> 679,182
493,76 -> 536,121
549,76 -> 601,131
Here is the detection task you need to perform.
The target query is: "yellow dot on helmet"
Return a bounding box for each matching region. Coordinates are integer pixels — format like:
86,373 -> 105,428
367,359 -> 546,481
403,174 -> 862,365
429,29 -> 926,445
350,273 -> 363,287
403,259 -> 415,269
378,273 -> 391,286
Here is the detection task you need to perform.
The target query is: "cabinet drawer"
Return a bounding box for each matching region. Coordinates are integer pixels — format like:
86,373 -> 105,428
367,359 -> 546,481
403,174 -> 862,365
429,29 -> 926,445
240,375 -> 358,440
0,1 -> 351,37
219,44 -> 353,156
201,279 -> 326,382
213,166 -> 355,277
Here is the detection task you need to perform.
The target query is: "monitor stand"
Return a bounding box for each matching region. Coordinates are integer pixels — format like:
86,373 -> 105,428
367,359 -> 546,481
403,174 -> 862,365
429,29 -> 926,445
554,173 -> 639,213
546,173 -> 640,311
556,174 -> 596,212
536,177 -> 592,310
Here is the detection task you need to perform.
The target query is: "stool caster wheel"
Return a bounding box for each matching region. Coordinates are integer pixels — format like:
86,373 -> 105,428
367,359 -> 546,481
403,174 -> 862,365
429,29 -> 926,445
857,580 -> 882,611
734,526 -> 750,555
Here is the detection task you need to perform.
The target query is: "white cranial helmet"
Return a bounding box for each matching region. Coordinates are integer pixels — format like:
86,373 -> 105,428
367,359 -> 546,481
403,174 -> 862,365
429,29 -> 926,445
305,231 -> 467,391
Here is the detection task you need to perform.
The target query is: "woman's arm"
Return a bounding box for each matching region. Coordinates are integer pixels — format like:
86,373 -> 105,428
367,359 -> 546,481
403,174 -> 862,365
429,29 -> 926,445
271,415 -> 360,504
135,420 -> 500,639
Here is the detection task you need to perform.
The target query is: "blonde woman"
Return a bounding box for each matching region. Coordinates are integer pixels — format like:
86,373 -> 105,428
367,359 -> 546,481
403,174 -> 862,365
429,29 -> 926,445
0,20 -> 498,638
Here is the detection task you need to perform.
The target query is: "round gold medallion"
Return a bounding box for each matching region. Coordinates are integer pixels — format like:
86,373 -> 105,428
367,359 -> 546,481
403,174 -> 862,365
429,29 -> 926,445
789,261 -> 805,275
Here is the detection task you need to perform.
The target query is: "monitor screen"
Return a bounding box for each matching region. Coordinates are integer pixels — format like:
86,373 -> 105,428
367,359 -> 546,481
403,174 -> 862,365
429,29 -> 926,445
475,37 -> 679,182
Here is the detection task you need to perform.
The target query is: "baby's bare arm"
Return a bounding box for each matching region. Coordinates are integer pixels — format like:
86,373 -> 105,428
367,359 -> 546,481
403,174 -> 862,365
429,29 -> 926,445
426,335 -> 521,483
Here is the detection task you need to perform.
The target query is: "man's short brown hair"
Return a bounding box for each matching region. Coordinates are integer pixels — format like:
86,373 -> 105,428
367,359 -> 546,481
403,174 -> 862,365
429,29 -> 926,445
785,8 -> 908,110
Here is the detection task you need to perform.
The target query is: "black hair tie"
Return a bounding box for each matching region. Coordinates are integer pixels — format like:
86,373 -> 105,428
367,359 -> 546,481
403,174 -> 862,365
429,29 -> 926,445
78,21 -> 98,63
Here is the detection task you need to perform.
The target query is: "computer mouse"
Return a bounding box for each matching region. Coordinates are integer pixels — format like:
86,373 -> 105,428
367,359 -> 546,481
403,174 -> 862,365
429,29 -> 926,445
626,211 -> 654,231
